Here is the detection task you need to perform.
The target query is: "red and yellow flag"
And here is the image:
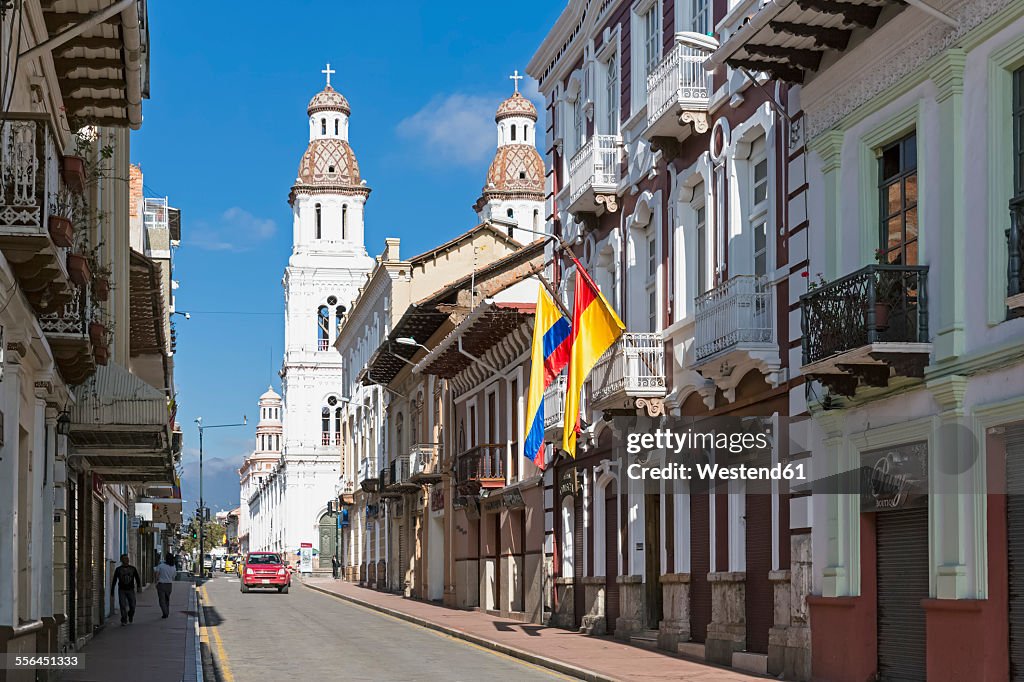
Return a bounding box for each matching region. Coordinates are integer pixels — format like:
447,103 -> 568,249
562,258 -> 624,457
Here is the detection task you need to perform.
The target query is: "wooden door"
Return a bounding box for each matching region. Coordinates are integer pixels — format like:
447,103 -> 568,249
644,494 -> 662,629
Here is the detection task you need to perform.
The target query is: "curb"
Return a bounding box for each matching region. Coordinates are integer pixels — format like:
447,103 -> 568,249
301,580 -> 616,682
195,582 -> 217,682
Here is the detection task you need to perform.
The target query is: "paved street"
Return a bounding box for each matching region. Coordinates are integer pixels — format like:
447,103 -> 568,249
199,574 -> 565,681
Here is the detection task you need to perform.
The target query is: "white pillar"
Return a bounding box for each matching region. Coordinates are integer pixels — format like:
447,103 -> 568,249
0,364 -> 23,626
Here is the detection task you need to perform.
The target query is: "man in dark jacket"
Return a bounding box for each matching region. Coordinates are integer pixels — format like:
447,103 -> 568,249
111,554 -> 141,625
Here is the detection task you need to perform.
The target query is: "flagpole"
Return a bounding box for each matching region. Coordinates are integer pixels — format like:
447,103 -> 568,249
490,220 -> 575,320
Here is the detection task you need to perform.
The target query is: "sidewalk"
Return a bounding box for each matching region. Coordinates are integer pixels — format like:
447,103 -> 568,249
62,577 -> 202,682
303,577 -> 763,682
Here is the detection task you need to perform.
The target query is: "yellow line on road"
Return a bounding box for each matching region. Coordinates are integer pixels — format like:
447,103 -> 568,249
199,584 -> 236,682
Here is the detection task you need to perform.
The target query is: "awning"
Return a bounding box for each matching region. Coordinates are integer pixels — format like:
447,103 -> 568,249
415,301 -> 535,378
705,0 -> 901,83
69,361 -> 174,484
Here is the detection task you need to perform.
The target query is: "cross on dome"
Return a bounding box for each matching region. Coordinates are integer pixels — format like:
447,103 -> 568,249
509,69 -> 523,93
322,63 -> 336,87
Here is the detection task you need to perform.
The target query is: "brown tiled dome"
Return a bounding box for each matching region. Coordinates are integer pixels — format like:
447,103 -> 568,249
307,85 -> 351,116
295,138 -> 362,188
495,92 -> 538,122
482,144 -> 544,197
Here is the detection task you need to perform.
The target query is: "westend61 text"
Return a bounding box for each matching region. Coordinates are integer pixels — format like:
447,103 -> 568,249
626,462 -> 806,481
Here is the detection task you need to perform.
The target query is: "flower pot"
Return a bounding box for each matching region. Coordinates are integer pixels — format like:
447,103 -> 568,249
89,321 -> 106,345
67,253 -> 92,287
873,302 -> 891,332
94,344 -> 109,366
61,155 -> 87,193
48,215 -> 74,247
93,277 -> 110,302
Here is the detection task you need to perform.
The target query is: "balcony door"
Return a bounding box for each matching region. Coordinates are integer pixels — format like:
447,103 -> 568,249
878,132 -> 919,266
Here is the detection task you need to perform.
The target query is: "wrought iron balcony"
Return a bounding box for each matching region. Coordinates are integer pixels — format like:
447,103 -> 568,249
645,34 -> 714,147
409,443 -> 442,484
358,459 -> 379,493
567,134 -> 620,218
1007,196 -> 1024,312
800,264 -> 930,397
0,115 -> 75,312
383,454 -> 417,494
455,444 -> 506,494
543,375 -> 567,435
590,332 -> 666,411
38,287 -> 96,385
692,275 -> 782,393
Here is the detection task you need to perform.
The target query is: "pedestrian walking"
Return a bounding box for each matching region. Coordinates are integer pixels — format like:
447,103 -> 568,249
155,553 -> 178,618
111,554 -> 141,626
332,554 -> 339,579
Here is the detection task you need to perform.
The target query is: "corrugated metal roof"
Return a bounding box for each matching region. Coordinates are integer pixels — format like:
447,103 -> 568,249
71,361 -> 167,427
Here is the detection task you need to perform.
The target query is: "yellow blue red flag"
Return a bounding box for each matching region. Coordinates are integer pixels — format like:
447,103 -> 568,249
523,285 -> 571,468
562,258 -> 624,457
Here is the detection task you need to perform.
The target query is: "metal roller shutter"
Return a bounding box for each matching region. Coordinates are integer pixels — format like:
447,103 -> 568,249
876,506 -> 929,681
745,491 -> 772,654
1007,425 -> 1024,680
573,493 -> 584,629
605,487 -> 619,635
398,522 -> 406,594
90,494 -> 103,631
690,492 -> 711,643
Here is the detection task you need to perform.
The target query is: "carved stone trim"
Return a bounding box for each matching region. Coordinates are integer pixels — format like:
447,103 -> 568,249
680,111 -> 709,134
595,193 -> 618,213
635,397 -> 665,418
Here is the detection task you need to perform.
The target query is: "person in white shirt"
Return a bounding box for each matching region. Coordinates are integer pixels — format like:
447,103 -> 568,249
154,554 -> 178,618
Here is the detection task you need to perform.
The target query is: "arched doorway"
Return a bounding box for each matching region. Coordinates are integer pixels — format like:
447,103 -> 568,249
318,512 -> 336,570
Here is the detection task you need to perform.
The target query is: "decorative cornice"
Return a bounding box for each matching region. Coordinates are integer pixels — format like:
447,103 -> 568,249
805,0 -> 1017,141
928,48 -> 966,103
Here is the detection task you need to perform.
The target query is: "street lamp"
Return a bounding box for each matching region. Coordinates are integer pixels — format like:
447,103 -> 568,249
395,337 -> 428,351
195,415 -> 246,578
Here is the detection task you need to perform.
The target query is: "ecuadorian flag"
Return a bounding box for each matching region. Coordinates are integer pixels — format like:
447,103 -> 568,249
563,259 -> 625,458
523,286 -> 571,468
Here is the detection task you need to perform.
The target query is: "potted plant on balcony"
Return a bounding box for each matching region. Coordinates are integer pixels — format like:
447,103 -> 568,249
48,191 -> 79,248
61,154 -> 87,193
67,252 -> 92,287
91,263 -> 112,302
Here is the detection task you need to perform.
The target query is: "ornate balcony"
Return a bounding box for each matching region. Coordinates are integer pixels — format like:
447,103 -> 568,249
455,444 -> 506,495
0,116 -> 75,313
644,34 -> 715,152
590,332 -> 666,414
567,134 -> 620,219
693,275 -> 782,397
358,459 -> 379,493
38,287 -> 96,385
543,375 -> 567,436
409,443 -> 442,484
800,265 -> 930,398
1007,196 -> 1024,312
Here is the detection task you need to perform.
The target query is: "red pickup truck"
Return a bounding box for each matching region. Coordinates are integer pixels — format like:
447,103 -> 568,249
240,552 -> 291,594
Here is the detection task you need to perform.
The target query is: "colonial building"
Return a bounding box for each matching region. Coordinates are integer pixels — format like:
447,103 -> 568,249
239,387 -> 284,556
710,0 -> 1024,680
248,69 -> 374,566
1,0 -> 182,667
528,0 -> 807,677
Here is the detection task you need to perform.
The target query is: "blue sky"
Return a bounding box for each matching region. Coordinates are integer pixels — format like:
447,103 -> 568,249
132,1 -> 563,513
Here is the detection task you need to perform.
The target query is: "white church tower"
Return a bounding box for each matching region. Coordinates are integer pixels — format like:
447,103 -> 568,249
238,387 -> 283,555
473,72 -> 545,240
279,66 -> 374,562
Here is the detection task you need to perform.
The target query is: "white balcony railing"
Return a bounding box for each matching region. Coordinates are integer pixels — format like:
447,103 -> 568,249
568,134 -> 620,206
543,375 -> 567,430
646,37 -> 713,128
590,332 -> 666,404
409,443 -> 440,479
694,275 -> 773,362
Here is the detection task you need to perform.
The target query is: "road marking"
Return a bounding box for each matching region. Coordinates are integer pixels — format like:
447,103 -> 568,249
199,584 -> 236,682
303,582 -> 571,680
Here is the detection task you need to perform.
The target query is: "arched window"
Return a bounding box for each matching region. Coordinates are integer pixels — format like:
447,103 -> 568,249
321,118 -> 327,135
317,306 -> 330,350
334,408 -> 343,445
322,408 -> 330,445
396,413 -> 404,455
534,208 -> 540,231
335,305 -> 345,333
315,203 -> 322,239
334,119 -> 339,135
525,124 -> 530,139
511,124 -> 517,141
342,205 -> 348,239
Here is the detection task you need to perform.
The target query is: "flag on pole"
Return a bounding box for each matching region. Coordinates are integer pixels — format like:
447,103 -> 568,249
523,286 -> 572,468
562,259 -> 625,458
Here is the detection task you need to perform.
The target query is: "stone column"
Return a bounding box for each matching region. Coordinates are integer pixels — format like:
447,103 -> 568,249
551,577 -> 575,628
658,573 -> 691,650
705,571 -> 746,666
613,575 -> 645,640
0,362 -> 23,629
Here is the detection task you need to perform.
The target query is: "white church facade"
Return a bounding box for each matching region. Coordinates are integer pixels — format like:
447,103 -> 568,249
245,68 -> 374,568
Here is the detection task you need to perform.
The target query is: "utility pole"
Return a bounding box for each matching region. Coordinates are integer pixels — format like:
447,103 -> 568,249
195,415 -> 246,578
